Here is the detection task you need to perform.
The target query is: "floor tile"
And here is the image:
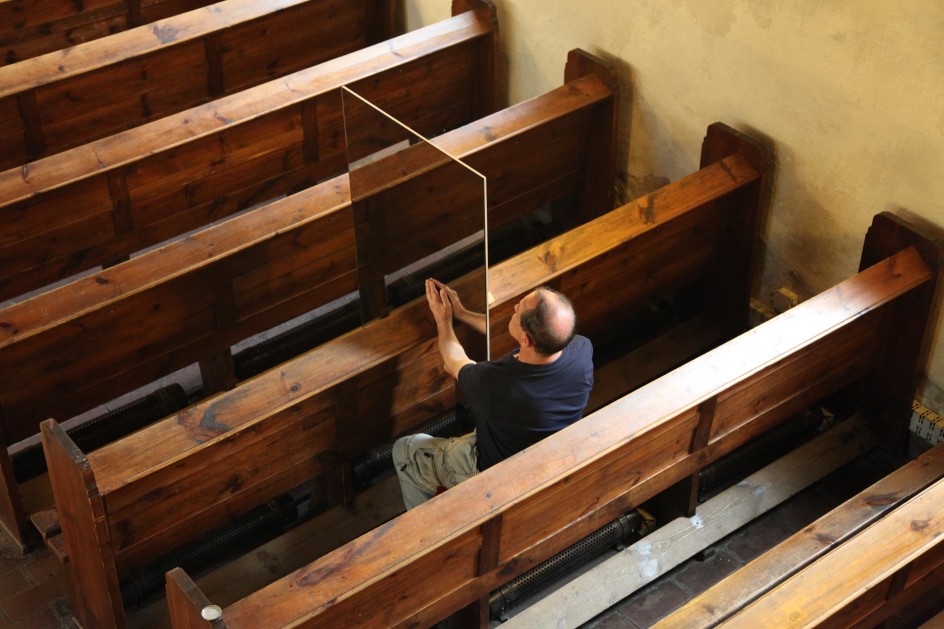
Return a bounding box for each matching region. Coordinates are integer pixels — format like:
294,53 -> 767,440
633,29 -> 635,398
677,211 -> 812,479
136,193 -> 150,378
616,578 -> 690,628
672,548 -> 742,596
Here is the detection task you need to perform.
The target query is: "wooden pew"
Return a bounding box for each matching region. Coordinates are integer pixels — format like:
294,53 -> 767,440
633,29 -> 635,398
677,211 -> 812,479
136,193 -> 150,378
162,210 -> 939,628
0,49 -> 617,548
0,0 -> 496,303
0,0 -> 398,167
41,121 -> 768,628
0,0 -> 216,65
655,440 -> 944,628
715,476 -> 944,629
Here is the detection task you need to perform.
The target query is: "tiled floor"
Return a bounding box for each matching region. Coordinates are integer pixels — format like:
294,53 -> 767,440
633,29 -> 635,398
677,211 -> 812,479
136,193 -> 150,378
2,448 -> 942,628
0,536 -> 70,629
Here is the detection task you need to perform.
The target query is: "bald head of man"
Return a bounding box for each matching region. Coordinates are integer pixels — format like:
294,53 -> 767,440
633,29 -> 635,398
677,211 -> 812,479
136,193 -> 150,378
517,287 -> 577,356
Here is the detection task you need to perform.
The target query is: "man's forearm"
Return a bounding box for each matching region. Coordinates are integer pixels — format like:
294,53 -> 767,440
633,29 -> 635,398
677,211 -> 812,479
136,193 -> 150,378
438,322 -> 474,379
455,310 -> 487,335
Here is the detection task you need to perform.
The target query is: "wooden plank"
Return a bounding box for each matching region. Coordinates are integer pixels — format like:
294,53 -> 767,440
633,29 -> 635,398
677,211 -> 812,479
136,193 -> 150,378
0,0 -> 388,164
131,474 -> 405,628
716,476 -> 944,628
165,569 -> 224,629
504,415 -> 881,628
656,441 -> 944,628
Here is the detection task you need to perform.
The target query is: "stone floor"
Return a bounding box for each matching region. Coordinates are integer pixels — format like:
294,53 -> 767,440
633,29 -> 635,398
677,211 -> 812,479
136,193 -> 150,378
2,448 -> 942,628
579,447 -> 944,629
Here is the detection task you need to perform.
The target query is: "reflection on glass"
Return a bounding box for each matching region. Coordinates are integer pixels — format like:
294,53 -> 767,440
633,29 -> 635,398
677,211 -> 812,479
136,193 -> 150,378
340,87 -> 488,360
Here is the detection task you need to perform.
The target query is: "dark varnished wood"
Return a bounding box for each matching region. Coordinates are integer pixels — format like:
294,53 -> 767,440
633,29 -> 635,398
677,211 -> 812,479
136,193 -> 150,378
0,0 -> 399,165
0,0 -> 211,66
0,1 -> 496,304
715,475 -> 944,628
47,122 -> 766,626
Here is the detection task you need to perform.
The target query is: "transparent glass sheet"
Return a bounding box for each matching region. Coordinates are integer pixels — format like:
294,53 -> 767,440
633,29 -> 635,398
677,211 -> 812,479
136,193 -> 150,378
340,87 -> 489,360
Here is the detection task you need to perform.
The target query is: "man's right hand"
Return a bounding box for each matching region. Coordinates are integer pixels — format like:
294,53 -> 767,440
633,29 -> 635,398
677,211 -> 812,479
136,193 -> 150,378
428,278 -> 487,335
425,279 -> 454,331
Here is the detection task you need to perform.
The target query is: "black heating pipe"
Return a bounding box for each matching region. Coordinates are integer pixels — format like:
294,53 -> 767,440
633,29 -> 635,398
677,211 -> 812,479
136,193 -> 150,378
12,383 -> 189,483
489,511 -> 647,621
233,300 -> 362,380
352,407 -> 473,488
119,494 -> 299,607
698,408 -> 824,502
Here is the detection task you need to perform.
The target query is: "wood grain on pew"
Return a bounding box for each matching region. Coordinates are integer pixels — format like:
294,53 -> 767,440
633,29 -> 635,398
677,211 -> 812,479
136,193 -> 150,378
0,0 -> 398,167
163,212 -> 937,627
0,0 -> 216,65
44,123 -> 764,628
1,49 -> 612,550
656,441 -> 944,628
717,475 -> 944,628
0,0 -> 496,304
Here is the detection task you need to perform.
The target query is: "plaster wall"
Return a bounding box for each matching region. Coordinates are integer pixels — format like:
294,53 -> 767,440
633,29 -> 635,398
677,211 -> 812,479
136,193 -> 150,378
407,0 -> 944,408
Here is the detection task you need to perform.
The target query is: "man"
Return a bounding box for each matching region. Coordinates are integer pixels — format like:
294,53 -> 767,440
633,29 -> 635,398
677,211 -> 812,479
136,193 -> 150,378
392,278 -> 593,509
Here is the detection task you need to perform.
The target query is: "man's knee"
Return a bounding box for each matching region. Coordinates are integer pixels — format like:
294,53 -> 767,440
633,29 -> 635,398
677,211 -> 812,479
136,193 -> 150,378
392,435 -> 412,471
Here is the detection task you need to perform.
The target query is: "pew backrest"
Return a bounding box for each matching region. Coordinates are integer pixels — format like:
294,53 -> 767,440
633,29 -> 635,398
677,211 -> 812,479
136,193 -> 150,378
0,0 -> 398,168
162,211 -> 938,627
0,0 -> 496,303
3,50 -> 612,551
0,0 -> 216,65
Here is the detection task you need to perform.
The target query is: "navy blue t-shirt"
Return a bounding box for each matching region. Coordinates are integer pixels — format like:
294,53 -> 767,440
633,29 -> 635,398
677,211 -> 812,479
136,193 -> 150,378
458,335 -> 594,471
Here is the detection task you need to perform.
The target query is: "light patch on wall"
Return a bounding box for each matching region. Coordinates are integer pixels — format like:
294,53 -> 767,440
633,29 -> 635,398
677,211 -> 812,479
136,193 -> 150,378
680,2 -> 737,38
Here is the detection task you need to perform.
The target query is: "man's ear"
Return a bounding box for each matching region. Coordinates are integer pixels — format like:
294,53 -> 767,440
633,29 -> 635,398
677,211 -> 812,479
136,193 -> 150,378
521,332 -> 533,348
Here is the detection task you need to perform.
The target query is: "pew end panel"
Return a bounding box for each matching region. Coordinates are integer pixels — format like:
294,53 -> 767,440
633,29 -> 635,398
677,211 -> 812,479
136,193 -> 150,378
40,419 -> 124,629
167,568 -> 228,629
855,211 -> 943,452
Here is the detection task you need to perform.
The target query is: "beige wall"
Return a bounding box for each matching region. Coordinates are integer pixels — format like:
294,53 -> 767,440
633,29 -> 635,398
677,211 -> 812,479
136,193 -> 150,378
407,1 -> 944,408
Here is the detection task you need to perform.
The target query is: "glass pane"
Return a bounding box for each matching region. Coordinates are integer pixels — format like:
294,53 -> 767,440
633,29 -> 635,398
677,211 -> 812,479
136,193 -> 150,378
340,87 -> 489,360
